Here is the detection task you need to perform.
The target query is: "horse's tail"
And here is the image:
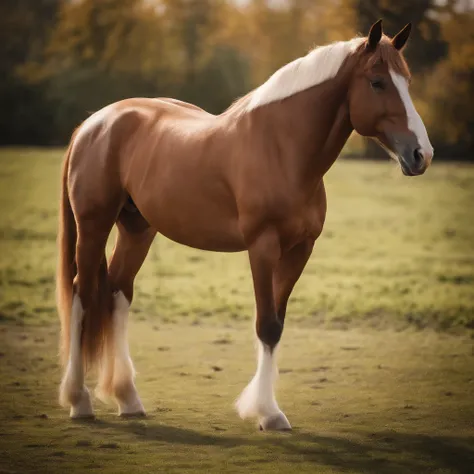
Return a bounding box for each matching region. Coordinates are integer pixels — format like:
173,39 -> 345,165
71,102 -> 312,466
57,131 -> 114,372
57,136 -> 78,366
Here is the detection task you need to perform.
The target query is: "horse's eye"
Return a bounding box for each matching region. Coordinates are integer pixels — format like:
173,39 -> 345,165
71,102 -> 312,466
370,79 -> 385,90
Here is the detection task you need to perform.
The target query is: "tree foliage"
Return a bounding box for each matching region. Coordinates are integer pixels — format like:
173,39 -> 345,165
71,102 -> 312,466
420,8 -> 474,156
1,0 -> 473,158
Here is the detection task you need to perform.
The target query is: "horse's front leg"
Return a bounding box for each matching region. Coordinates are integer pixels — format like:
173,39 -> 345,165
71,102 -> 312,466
236,230 -> 310,431
273,238 -> 314,327
236,234 -> 315,431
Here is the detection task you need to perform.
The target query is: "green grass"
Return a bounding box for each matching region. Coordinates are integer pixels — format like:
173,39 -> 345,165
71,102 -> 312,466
0,148 -> 474,473
0,148 -> 473,331
1,323 -> 474,473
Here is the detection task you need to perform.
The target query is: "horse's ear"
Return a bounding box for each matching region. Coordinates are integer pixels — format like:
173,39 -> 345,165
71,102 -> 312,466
366,19 -> 383,51
392,23 -> 412,51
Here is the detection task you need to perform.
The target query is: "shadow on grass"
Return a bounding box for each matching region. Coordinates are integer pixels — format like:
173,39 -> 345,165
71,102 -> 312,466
274,431 -> 474,474
92,418 -> 474,474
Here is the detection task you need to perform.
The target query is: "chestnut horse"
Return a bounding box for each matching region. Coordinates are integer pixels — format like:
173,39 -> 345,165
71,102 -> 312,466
57,20 -> 433,430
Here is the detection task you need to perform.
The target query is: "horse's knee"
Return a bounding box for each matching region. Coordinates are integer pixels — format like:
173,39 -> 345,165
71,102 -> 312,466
256,317 -> 283,350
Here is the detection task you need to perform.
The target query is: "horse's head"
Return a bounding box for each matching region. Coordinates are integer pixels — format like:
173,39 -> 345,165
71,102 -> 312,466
348,20 -> 433,176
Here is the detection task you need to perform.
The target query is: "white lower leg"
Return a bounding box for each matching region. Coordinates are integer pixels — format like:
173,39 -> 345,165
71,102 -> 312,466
111,292 -> 145,416
235,340 -> 291,431
59,295 -> 94,418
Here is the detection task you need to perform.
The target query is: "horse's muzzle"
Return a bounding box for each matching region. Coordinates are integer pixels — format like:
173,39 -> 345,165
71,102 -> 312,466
385,131 -> 432,177
399,147 -> 427,176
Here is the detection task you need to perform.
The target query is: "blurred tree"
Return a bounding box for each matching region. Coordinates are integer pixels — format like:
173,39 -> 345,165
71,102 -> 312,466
162,0 -> 230,108
354,0 -> 447,73
195,44 -> 250,112
25,0 -> 175,141
420,7 -> 474,157
236,0 -> 328,86
0,0 -> 472,158
0,0 -> 61,144
17,0 -> 251,139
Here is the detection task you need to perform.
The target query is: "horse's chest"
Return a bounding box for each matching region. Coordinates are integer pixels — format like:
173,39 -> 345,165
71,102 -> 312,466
261,205 -> 326,252
302,206 -> 326,238
292,206 -> 326,242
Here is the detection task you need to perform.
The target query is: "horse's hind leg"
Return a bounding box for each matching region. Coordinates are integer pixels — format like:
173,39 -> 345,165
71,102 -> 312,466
59,219 -> 116,418
59,292 -> 93,418
96,218 -> 156,417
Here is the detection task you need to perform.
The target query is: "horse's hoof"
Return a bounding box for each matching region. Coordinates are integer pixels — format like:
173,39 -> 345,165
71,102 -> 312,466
71,413 -> 96,421
259,412 -> 292,431
119,410 -> 146,419
69,389 -> 94,419
118,396 -> 146,418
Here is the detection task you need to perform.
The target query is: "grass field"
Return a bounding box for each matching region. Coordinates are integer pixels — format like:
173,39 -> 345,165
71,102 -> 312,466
0,148 -> 474,473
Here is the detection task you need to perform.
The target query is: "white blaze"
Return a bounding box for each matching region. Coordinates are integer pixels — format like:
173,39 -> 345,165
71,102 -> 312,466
390,70 -> 434,161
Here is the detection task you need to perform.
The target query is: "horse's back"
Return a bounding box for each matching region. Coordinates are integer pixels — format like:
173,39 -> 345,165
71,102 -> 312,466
68,97 -> 212,193
73,97 -> 213,149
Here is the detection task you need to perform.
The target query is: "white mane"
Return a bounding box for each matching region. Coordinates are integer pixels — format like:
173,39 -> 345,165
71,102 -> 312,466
247,37 -> 365,112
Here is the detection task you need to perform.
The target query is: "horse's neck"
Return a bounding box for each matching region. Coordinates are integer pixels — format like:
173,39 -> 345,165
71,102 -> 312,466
241,69 -> 354,189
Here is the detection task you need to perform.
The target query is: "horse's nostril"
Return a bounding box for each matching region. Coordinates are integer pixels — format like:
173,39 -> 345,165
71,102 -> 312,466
413,148 -> 423,166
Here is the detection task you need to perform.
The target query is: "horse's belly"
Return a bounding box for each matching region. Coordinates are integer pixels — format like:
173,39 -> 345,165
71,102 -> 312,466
157,220 -> 246,252
142,200 -> 246,252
